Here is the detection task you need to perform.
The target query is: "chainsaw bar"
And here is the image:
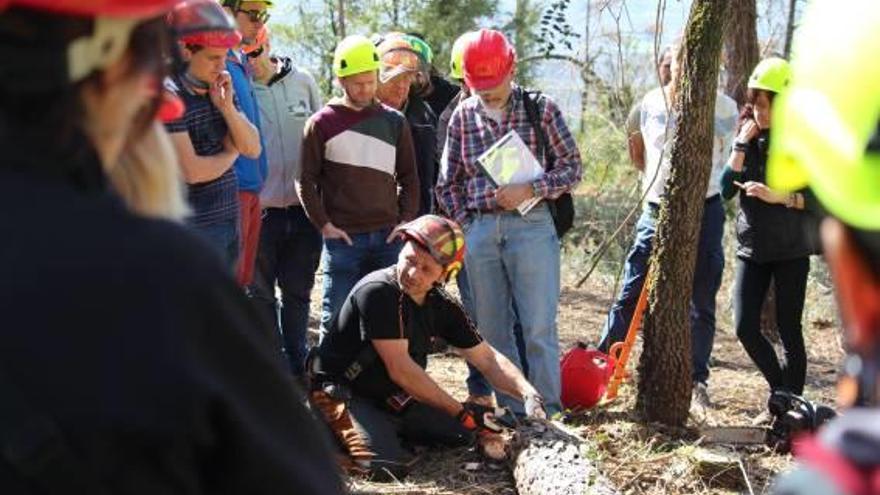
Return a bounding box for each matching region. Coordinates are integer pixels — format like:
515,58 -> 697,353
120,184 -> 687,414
699,426 -> 769,445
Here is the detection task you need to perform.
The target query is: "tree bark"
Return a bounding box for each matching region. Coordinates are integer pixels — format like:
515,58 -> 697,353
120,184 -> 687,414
723,0 -> 759,107
510,421 -> 617,495
336,0 -> 346,38
783,0 -> 798,59
636,0 -> 731,427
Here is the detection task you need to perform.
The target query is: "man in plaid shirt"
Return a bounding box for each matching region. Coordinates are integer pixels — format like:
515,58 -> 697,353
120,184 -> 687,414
436,29 -> 583,415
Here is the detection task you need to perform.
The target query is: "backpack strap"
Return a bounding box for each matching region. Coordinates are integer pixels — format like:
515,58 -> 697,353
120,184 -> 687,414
0,366 -> 104,494
520,88 -> 555,171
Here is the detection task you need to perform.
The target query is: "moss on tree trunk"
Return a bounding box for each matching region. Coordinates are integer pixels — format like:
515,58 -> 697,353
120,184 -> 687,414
636,0 -> 731,427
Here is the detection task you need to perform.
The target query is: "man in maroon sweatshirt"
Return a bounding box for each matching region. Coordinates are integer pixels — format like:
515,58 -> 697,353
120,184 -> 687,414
297,35 -> 419,337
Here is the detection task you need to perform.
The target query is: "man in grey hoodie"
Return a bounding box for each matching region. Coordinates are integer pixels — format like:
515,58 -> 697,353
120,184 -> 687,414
246,28 -> 324,377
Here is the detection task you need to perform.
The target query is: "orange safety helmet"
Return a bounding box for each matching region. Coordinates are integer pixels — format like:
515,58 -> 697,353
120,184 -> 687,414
462,28 -> 516,91
242,25 -> 268,55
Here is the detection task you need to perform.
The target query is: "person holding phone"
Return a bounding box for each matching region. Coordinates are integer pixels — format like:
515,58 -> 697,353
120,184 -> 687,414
720,58 -> 819,420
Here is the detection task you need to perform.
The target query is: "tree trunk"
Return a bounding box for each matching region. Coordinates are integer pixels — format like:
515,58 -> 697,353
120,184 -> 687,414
636,0 -> 731,426
784,0 -> 798,59
723,0 -> 759,107
510,421 -> 617,495
336,0 -> 346,38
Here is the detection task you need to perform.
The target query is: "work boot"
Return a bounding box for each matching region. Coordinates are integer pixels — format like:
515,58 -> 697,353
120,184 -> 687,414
692,382 -> 712,409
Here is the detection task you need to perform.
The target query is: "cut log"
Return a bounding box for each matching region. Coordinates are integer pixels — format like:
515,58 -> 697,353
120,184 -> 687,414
690,447 -> 747,490
510,420 -> 618,495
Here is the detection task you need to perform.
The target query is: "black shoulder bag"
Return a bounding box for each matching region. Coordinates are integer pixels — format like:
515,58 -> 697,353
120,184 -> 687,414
520,89 -> 575,238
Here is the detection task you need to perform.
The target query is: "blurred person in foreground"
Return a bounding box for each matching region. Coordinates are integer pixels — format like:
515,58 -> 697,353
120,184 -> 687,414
767,1 -> 880,493
0,1 -> 342,492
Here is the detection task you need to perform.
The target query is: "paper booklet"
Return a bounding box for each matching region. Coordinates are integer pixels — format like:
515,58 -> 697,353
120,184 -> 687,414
476,130 -> 544,215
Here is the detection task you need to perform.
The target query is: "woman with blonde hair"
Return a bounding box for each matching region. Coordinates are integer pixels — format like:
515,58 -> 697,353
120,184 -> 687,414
0,1 -> 341,491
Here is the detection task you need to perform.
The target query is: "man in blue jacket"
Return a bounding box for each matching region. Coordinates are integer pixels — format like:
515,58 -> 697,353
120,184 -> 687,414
222,0 -> 270,288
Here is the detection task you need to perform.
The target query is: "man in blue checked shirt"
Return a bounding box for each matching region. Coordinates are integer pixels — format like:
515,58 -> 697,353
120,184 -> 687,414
436,29 -> 583,415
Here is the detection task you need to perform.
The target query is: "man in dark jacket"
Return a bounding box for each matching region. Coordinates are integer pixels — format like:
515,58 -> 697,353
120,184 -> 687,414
375,34 -> 439,216
0,1 -> 342,493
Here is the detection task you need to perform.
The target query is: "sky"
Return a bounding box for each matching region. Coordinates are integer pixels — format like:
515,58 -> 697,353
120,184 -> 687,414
265,1 -> 794,120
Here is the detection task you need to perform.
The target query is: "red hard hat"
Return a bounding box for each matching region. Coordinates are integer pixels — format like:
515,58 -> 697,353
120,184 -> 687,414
462,28 -> 516,91
560,343 -> 616,411
169,0 -> 241,49
0,0 -> 181,17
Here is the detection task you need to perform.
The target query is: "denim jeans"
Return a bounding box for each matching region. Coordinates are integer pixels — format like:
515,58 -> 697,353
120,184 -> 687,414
465,204 -> 562,414
251,206 -> 322,375
597,196 -> 725,384
464,263 -> 528,397
192,217 -> 240,273
320,227 -> 402,337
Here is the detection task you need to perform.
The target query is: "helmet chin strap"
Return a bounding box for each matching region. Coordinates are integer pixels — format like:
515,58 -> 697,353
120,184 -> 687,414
67,17 -> 139,83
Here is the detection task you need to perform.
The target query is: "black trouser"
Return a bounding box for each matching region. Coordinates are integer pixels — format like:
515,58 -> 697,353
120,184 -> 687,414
734,256 -> 810,394
348,395 -> 473,480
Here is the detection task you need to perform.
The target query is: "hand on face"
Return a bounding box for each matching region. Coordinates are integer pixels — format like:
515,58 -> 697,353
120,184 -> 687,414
209,71 -> 235,113
737,119 -> 760,143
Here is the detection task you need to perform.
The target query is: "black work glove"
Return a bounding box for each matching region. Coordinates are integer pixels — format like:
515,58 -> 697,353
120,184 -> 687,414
456,402 -> 505,434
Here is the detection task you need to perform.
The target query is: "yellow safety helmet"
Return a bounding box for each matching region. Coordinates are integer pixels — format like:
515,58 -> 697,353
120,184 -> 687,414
768,0 -> 880,231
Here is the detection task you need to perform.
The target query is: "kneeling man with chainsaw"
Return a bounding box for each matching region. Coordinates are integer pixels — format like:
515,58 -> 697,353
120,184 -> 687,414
308,214 -> 546,479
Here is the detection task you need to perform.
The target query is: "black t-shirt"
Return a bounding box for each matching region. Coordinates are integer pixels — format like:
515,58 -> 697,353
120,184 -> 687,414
317,267 -> 482,402
0,160 -> 343,494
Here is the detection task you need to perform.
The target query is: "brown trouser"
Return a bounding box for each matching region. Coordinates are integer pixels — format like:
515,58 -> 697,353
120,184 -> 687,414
311,390 -> 472,480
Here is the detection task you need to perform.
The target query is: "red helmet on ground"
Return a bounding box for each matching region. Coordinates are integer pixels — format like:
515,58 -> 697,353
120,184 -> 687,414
0,0 -> 180,17
462,28 -> 516,91
560,343 -> 616,411
168,0 -> 241,49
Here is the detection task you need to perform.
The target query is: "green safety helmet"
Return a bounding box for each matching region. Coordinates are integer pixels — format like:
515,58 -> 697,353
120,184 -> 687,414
768,0 -> 880,231
449,31 -> 475,80
747,57 -> 791,94
404,34 -> 433,65
333,35 -> 380,78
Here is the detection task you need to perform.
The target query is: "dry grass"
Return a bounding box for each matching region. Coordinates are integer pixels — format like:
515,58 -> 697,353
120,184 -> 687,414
307,241 -> 844,494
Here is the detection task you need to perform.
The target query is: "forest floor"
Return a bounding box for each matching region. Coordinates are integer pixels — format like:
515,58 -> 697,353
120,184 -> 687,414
307,211 -> 843,495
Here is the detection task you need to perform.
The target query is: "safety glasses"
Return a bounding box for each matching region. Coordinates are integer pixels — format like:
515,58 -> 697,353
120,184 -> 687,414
246,46 -> 265,59
237,9 -> 270,24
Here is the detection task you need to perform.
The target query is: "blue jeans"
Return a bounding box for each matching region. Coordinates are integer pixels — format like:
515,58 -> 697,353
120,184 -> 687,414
192,218 -> 240,272
251,206 -> 323,375
465,204 -> 562,414
463,263 -> 528,396
320,227 -> 402,337
597,197 -> 725,384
